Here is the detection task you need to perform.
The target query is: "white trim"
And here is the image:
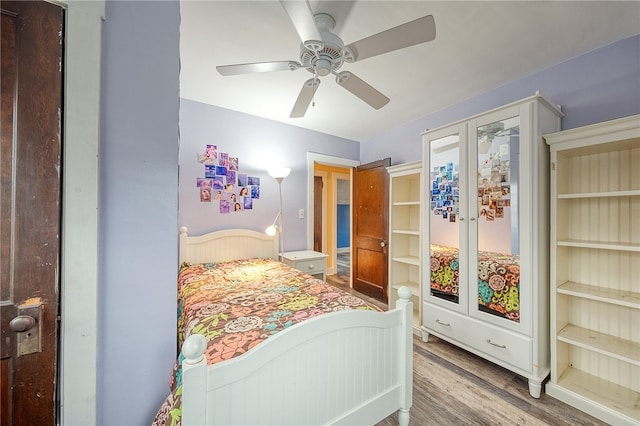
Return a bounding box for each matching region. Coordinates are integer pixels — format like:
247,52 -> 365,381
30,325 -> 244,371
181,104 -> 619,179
331,171 -> 351,276
315,170 -> 329,258
306,152 -> 359,250
59,1 -> 104,425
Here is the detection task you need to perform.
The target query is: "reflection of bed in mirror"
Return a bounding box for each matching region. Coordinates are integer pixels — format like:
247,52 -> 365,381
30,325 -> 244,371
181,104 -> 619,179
430,244 -> 520,322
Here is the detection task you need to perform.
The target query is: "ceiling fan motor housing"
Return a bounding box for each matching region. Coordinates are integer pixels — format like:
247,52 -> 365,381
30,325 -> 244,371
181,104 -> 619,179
299,13 -> 349,77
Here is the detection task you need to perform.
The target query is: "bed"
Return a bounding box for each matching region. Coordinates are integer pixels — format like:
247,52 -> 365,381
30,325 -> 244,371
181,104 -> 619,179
153,227 -> 414,426
430,244 -> 520,322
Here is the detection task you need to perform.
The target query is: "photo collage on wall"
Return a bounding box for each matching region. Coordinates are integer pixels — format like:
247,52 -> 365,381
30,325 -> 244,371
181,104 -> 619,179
430,162 -> 460,223
477,144 -> 511,222
196,144 -> 260,214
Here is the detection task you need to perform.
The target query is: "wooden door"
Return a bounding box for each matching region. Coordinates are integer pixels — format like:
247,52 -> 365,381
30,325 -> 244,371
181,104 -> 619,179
1,1 -> 63,424
313,175 -> 323,252
352,158 -> 390,302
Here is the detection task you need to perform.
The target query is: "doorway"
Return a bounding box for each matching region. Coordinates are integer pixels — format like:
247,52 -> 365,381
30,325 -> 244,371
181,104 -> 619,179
334,176 -> 351,283
306,153 -> 358,286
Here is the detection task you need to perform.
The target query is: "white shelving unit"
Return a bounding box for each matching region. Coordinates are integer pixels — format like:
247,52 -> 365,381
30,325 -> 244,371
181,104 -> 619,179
421,93 -> 563,398
545,114 -> 640,425
387,161 -> 422,334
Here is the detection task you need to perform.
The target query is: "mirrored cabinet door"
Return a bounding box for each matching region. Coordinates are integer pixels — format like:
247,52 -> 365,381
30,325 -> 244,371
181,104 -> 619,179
472,116 -> 522,324
424,123 -> 468,314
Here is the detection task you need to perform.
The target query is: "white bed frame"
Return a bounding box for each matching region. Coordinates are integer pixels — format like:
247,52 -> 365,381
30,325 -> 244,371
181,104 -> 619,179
178,227 -> 414,426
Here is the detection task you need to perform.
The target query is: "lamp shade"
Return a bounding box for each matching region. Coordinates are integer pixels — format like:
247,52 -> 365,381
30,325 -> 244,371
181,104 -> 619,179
267,167 -> 291,179
265,225 -> 277,236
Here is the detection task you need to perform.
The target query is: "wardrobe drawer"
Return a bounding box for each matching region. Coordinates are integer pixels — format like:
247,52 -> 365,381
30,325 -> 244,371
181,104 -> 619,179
424,304 -> 532,372
423,304 -> 468,342
466,322 -> 532,372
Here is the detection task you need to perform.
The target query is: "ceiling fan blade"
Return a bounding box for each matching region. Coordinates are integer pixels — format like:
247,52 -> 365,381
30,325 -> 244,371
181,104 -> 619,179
290,78 -> 321,118
280,1 -> 323,51
217,61 -> 301,76
344,15 -> 436,63
335,71 -> 389,110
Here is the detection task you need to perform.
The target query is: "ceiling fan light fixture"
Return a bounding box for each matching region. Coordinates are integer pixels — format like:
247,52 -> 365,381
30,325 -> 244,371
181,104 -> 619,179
315,58 -> 332,76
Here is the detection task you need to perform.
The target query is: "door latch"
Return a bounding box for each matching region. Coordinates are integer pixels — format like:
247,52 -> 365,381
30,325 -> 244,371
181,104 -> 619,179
9,304 -> 42,356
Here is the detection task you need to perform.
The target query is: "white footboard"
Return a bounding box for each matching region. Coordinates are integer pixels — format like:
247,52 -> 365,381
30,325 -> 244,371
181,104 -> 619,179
181,287 -> 413,426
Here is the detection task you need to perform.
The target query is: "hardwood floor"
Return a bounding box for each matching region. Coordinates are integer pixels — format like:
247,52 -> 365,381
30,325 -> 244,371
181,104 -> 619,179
376,334 -> 606,426
326,255 -> 605,426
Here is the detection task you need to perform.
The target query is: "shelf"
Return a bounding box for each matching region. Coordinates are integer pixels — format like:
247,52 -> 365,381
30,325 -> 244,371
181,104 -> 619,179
557,324 -> 640,366
391,281 -> 420,297
547,114 -> 640,425
388,161 -> 422,333
558,190 -> 640,199
552,367 -> 640,423
392,229 -> 420,236
557,239 -> 640,252
393,201 -> 420,206
391,256 -> 420,266
558,281 -> 640,309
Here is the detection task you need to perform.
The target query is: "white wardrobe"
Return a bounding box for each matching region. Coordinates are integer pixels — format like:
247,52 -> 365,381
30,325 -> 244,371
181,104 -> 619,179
421,93 -> 562,397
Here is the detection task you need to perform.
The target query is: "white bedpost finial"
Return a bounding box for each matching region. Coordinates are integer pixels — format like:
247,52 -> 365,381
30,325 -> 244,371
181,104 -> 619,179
182,334 -> 207,365
179,226 -> 188,235
397,286 -> 412,302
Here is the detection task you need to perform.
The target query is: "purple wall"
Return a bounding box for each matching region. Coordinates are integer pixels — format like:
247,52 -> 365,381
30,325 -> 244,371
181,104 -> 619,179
362,35 -> 640,165
178,99 -> 359,251
99,1 -> 179,424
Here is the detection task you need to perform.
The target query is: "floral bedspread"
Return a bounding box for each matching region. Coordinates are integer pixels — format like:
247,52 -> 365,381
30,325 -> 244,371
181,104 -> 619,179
430,244 -> 520,322
152,258 -> 381,426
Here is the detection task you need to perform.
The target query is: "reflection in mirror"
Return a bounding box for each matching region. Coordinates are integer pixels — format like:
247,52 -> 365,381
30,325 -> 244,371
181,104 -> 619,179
429,134 -> 461,304
476,117 -> 521,322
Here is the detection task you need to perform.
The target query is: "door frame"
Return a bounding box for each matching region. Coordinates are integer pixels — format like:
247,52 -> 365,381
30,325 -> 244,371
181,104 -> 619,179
306,153 -> 359,260
330,171 -> 351,275
57,1 -> 104,424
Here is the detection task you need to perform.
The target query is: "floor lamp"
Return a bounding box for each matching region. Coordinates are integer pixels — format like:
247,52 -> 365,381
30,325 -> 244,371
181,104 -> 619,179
265,167 -> 291,258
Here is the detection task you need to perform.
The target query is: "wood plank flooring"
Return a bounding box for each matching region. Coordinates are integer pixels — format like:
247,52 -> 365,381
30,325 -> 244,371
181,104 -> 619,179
376,335 -> 606,425
326,266 -> 606,426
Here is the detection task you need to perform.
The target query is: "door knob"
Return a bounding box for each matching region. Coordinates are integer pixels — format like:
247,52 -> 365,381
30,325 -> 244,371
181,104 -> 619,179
9,315 -> 36,332
380,241 -> 387,247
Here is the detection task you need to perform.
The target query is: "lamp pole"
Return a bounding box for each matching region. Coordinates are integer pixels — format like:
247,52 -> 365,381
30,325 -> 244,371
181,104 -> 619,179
268,167 -> 290,260
276,176 -> 284,257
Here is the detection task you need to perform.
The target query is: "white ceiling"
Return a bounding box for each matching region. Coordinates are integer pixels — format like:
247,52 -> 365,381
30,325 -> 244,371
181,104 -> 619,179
179,1 -> 640,142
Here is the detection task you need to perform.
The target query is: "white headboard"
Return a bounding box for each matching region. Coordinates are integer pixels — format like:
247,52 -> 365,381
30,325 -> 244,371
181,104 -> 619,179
179,227 -> 278,264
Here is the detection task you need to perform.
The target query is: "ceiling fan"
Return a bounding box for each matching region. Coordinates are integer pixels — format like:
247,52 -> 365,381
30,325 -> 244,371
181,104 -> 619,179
216,1 -> 436,118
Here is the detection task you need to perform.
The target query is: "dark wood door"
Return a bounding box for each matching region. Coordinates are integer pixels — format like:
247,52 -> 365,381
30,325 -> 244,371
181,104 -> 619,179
352,158 -> 390,302
1,1 -> 63,424
313,175 -> 323,252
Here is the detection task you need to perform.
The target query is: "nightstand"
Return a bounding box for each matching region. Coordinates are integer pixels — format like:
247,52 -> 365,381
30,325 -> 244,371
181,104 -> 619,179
281,250 -> 328,281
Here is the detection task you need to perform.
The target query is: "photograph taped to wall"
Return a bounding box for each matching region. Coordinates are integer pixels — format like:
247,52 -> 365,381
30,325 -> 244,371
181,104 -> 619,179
195,145 -> 261,211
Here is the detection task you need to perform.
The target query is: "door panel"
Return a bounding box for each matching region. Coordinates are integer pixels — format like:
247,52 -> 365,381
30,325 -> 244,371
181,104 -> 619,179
313,176 -> 322,252
0,1 -> 63,424
352,158 -> 390,302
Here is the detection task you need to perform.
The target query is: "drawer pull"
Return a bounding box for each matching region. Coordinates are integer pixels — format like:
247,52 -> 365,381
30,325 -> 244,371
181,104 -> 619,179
435,319 -> 451,327
307,264 -> 314,270
486,339 -> 507,349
